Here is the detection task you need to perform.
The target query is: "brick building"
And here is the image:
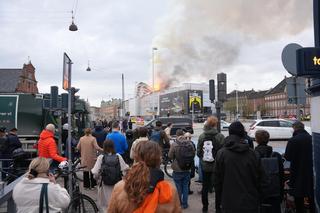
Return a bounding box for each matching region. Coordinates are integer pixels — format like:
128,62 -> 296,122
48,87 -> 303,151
0,62 -> 39,94
264,77 -> 310,117
100,99 -> 121,120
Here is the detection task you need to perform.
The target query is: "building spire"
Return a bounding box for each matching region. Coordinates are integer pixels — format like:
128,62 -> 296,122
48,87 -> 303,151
27,56 -> 31,64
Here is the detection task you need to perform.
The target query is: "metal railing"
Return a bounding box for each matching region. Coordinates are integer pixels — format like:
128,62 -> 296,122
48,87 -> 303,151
0,174 -> 24,213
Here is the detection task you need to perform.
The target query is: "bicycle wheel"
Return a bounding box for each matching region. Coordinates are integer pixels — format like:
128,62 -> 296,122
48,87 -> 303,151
66,194 -> 99,213
164,159 -> 173,178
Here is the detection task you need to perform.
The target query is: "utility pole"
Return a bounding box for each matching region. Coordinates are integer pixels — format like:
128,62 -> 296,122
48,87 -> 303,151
67,60 -> 73,198
236,89 -> 239,120
122,73 -> 125,118
152,47 -> 157,119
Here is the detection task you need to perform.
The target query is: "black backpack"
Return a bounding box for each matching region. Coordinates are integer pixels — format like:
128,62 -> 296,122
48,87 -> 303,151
259,152 -> 281,198
175,140 -> 195,170
100,154 -> 122,186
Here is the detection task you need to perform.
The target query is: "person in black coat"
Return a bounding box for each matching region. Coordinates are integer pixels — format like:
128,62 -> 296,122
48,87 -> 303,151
213,121 -> 268,213
254,130 -> 284,213
6,128 -> 22,157
284,121 -> 315,213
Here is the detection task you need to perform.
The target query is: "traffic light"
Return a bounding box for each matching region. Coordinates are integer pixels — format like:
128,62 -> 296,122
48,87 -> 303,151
217,73 -> 227,102
61,93 -> 68,110
209,79 -> 215,103
50,86 -> 59,109
70,87 -> 80,113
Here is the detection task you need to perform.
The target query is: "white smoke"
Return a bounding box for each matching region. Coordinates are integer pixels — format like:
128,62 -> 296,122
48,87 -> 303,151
153,0 -> 312,89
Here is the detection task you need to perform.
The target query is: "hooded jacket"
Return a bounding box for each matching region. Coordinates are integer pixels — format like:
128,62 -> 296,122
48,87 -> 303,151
197,126 -> 225,172
38,130 -> 66,163
213,135 -> 268,213
107,178 -> 181,213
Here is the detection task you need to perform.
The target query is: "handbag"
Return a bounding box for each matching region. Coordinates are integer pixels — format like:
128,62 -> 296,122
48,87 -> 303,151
39,183 -> 49,213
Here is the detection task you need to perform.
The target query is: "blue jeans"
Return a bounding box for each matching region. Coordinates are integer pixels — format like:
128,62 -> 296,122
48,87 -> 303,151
173,171 -> 190,208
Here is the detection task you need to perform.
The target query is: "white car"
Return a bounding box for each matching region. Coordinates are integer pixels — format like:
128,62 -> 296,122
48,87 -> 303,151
221,120 -> 231,130
248,119 -> 312,140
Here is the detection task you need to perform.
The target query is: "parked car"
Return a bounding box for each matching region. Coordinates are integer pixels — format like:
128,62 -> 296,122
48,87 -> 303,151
221,120 -> 231,130
144,117 -> 194,135
248,119 -> 312,140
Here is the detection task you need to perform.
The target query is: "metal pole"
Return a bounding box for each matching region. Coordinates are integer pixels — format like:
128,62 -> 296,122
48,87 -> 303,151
152,49 -> 155,119
192,101 -> 194,123
236,87 -> 239,120
67,61 -> 73,197
122,73 -> 125,118
216,101 -> 221,133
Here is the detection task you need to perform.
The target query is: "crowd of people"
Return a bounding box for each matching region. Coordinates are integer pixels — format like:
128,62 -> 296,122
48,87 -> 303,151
3,115 -> 315,213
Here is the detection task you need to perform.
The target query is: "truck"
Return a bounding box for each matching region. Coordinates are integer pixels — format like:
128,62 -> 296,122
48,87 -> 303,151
0,93 -> 90,156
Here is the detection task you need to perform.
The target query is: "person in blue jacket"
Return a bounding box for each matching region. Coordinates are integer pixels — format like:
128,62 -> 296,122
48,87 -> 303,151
106,121 -> 128,157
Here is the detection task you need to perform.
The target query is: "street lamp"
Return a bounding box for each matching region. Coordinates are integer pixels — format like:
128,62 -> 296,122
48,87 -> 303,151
235,83 -> 239,120
86,60 -> 91,72
152,47 -> 157,118
69,11 -> 78,32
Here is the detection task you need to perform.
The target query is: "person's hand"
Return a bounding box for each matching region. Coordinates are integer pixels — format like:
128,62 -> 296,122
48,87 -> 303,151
48,173 -> 56,184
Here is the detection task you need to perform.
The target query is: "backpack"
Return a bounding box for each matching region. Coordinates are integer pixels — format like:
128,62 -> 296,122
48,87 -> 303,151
100,154 -> 122,186
259,152 -> 281,198
150,130 -> 161,143
175,140 -> 195,170
202,135 -> 218,162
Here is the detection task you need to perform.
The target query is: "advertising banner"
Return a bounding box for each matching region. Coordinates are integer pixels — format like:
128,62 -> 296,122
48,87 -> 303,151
0,95 -> 18,130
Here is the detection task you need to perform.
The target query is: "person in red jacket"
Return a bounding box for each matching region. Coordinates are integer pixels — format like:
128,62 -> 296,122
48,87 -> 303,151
38,124 -> 67,170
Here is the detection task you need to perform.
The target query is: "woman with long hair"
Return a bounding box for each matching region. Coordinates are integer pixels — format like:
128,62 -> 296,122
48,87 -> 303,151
91,139 -> 128,212
108,141 -> 181,213
13,157 -> 70,212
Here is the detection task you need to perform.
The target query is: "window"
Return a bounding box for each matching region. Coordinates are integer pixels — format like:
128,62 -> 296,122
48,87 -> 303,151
280,121 -> 292,127
258,121 -> 279,127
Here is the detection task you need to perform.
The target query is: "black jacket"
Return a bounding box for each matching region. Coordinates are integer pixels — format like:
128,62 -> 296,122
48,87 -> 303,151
213,135 -> 268,213
285,129 -> 314,197
254,144 -> 284,199
6,133 -> 22,157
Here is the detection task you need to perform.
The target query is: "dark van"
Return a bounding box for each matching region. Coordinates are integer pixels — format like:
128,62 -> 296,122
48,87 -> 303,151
144,117 -> 194,136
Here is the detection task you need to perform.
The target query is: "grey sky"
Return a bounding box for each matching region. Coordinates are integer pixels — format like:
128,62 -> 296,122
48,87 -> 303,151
0,1 -> 314,107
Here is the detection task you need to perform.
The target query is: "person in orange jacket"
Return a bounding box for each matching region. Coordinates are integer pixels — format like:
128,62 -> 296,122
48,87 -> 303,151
38,124 -> 67,171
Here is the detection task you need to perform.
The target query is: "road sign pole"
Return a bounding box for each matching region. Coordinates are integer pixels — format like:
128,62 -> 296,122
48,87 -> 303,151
67,61 -> 73,198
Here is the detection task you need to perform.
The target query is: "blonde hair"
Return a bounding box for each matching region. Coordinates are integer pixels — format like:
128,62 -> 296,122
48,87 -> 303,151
27,157 -> 50,179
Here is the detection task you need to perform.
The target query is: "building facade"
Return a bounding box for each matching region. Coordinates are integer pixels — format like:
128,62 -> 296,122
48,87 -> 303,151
0,62 -> 39,94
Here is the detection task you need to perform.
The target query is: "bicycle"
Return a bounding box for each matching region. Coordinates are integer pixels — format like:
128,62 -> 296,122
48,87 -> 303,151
56,158 -> 99,213
162,148 -> 173,178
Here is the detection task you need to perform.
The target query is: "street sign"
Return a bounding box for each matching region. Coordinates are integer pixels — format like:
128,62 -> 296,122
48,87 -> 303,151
63,53 -> 72,90
296,47 -> 320,77
282,43 -> 303,76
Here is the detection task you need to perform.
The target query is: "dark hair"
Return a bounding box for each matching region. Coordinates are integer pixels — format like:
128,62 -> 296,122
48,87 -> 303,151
167,122 -> 172,127
103,139 -> 116,154
138,127 -> 148,137
112,121 -> 120,129
124,142 -> 161,206
292,121 -> 304,130
255,130 -> 270,145
228,121 -> 245,138
176,129 -> 184,137
155,120 -> 162,127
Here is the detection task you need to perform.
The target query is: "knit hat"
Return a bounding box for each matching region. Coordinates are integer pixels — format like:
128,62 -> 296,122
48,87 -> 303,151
228,121 -> 245,138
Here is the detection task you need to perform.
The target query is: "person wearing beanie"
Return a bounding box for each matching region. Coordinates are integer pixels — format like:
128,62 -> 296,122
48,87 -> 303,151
213,121 -> 268,213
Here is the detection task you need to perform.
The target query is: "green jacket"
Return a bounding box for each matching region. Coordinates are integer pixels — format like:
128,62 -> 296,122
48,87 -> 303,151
197,126 -> 225,172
